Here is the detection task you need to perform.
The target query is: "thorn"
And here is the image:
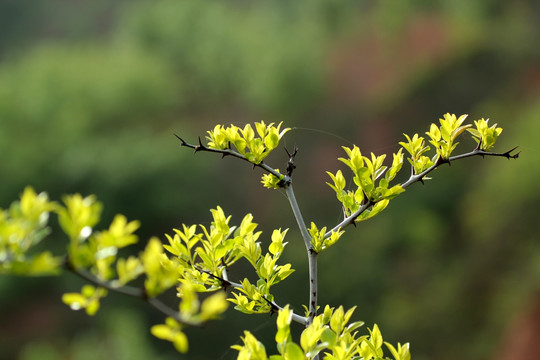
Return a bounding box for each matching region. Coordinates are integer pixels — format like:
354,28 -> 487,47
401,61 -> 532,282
361,190 -> 370,206
504,146 -> 520,159
285,145 -> 299,158
474,137 -> 482,151
174,133 -> 188,146
435,156 -> 448,167
285,145 -> 299,177
194,137 -> 206,152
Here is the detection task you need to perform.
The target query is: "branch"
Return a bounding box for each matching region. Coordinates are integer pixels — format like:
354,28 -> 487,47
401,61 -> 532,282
285,145 -> 298,177
195,265 -> 308,325
174,134 -> 288,184
326,146 -> 519,235
325,201 -> 372,237
283,184 -> 318,325
284,185 -> 312,252
401,146 -> 519,189
63,259 -> 201,327
177,134 -> 318,324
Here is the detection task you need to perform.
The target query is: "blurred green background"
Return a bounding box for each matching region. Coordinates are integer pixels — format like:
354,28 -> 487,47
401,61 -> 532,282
0,0 -> 539,359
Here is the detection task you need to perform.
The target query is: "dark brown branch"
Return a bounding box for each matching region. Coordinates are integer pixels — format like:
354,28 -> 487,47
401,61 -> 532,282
174,134 -> 289,185
402,147 -> 519,188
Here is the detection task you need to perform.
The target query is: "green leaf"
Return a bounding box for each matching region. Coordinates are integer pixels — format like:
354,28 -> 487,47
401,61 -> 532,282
261,170 -> 284,189
142,237 -> 180,297
172,332 -> 189,353
151,324 -> 173,339
330,306 -> 345,334
283,342 -> 305,360
264,132 -> 280,150
370,324 -> 383,349
57,193 -> 102,243
233,331 -> 268,360
86,299 -> 100,315
151,318 -> 189,354
95,214 -> 139,249
200,290 -> 228,320
62,293 -> 87,311
356,200 -> 389,222
115,256 -> 143,286
300,317 -> 325,354
320,328 -> 337,348
62,285 -> 106,316
8,252 -> 61,276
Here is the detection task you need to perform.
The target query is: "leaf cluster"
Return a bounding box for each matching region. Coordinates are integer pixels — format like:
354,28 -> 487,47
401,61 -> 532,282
233,305 -> 411,360
0,187 -> 229,351
327,146 -> 404,220
1,114 -> 516,359
206,121 -> 290,164
327,113 -> 507,228
164,206 -> 294,315
0,187 -> 60,275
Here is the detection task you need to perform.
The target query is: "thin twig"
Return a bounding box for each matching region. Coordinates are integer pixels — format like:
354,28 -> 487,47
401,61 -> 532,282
327,146 -> 519,235
195,265 -> 308,325
63,260 -> 201,327
174,134 -> 288,183
401,147 -> 519,189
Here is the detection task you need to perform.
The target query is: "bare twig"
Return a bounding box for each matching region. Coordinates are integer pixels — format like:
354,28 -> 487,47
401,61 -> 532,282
401,147 -> 519,189
283,184 -> 318,324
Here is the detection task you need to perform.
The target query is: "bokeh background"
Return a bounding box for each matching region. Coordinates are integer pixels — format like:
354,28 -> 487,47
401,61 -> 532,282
1,1 -> 539,359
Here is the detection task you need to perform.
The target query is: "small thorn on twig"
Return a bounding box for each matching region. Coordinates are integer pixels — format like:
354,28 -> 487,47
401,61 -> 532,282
262,295 -> 279,314
361,190 -> 370,206
193,137 -> 206,152
504,146 -> 520,159
435,156 -> 449,167
285,145 -> 299,177
174,133 -> 188,147
474,136 -> 483,152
